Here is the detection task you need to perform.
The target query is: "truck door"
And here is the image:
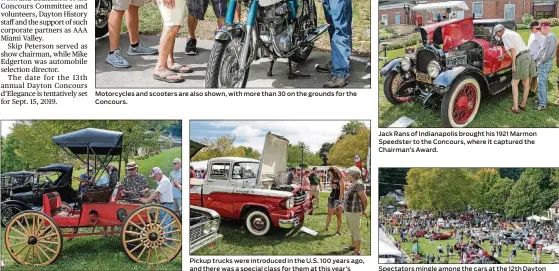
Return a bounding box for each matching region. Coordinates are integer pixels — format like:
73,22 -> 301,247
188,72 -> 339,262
203,162 -> 235,218
231,162 -> 259,216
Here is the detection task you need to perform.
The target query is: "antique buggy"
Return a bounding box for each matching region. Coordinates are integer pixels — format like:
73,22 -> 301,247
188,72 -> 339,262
1,164 -> 76,227
380,18 -> 517,127
3,128 -> 182,266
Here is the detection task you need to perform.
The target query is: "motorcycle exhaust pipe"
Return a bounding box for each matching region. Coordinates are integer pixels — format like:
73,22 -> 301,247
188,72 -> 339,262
304,24 -> 330,44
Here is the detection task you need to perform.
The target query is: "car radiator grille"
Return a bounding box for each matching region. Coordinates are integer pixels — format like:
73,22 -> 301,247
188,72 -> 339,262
416,49 -> 437,74
190,220 -> 211,243
294,192 -> 307,206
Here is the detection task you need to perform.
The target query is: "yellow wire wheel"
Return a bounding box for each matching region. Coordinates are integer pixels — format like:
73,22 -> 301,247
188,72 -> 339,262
4,211 -> 63,266
121,204 -> 182,264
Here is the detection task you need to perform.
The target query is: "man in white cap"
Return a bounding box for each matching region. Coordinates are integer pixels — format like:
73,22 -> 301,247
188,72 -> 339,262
169,158 -> 182,214
494,23 -> 535,114
141,167 -> 174,237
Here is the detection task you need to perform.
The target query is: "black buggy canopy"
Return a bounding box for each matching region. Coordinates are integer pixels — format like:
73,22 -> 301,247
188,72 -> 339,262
190,140 -> 206,159
52,128 -> 123,155
36,164 -> 74,187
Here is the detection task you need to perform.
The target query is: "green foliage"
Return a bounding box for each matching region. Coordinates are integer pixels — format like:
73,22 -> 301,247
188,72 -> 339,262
522,14 -> 534,24
505,171 -> 541,218
487,177 -> 514,215
379,28 -> 395,40
162,120 -> 182,137
405,168 -> 478,213
192,135 -> 261,161
1,136 -> 28,172
4,120 -> 169,171
328,124 -> 370,167
287,142 -> 322,167
471,169 -> 500,211
381,196 -> 398,206
379,168 -> 409,197
384,33 -> 421,51
499,168 -> 525,181
517,23 -> 529,30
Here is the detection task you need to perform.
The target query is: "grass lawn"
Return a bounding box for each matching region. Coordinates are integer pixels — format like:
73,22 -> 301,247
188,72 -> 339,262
126,0 -> 370,56
379,27 -> 559,128
195,192 -> 371,255
392,233 -> 553,264
1,229 -> 182,270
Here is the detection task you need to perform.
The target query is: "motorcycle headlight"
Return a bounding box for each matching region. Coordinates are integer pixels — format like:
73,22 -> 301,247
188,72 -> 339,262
427,61 -> 441,78
401,57 -> 412,71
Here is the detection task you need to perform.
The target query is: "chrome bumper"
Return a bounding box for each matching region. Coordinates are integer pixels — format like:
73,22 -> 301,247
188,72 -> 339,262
190,233 -> 223,254
279,217 -> 300,229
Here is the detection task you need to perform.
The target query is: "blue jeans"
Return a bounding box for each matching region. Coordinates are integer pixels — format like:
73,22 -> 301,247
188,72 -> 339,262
322,0 -> 352,78
537,60 -> 553,106
160,203 -> 174,238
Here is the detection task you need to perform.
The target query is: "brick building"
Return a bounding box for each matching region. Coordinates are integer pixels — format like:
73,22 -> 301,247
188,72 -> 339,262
379,0 -> 559,25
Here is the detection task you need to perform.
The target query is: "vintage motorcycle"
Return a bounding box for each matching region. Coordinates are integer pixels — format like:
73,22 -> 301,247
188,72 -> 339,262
205,0 -> 329,88
95,0 -> 112,38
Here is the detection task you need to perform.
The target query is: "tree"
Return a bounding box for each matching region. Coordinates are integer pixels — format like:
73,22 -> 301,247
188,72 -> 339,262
499,168 -> 525,181
328,125 -> 370,167
487,177 -> 514,215
472,168 -> 500,212
341,121 -> 365,136
381,196 -> 398,207
162,120 -> 182,137
191,135 -> 262,161
319,142 -> 334,166
241,146 -> 261,160
379,168 -> 409,198
1,135 -> 28,172
505,172 -> 541,218
286,142 -> 322,168
404,168 -> 477,213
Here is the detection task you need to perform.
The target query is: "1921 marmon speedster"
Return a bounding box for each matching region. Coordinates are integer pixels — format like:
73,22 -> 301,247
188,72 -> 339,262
1,164 -> 76,227
380,18 -> 516,127
3,128 -> 182,266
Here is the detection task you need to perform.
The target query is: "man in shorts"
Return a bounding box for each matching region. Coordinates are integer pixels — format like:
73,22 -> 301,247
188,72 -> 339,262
185,0 -> 241,55
106,0 -> 158,68
153,0 -> 193,83
494,24 -> 536,114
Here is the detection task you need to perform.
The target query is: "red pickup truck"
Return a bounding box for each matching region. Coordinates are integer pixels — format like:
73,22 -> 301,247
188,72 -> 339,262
190,132 -> 312,236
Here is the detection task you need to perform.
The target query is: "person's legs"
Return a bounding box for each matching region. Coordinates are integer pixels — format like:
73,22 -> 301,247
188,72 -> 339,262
325,207 -> 333,229
186,0 -> 209,54
107,1 -> 131,68
536,60 -> 552,109
335,208 -> 342,233
511,79 -> 520,111
323,0 -> 352,88
211,0 -> 227,28
187,16 -> 199,39
126,5 -> 141,45
154,0 -> 186,82
316,0 -> 334,73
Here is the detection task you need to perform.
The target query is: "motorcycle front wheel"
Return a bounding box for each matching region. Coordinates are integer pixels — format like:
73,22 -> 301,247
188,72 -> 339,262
95,0 -> 112,38
205,38 -> 251,88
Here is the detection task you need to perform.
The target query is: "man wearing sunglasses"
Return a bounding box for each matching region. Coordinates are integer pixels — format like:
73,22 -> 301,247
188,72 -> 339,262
170,158 -> 182,214
121,162 -> 149,200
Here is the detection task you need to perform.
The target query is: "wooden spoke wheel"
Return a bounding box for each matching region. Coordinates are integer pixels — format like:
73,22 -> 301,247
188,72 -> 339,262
4,211 -> 63,266
121,204 -> 181,264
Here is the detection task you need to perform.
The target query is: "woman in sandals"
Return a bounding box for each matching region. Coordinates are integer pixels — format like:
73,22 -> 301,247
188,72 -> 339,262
324,167 -> 345,236
153,0 -> 193,83
341,166 -> 368,255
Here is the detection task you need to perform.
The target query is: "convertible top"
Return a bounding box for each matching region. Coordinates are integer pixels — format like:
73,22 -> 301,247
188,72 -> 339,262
52,128 -> 123,155
36,164 -> 74,173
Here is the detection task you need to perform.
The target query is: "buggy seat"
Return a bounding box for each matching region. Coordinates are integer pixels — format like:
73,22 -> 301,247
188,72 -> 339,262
43,192 -> 72,217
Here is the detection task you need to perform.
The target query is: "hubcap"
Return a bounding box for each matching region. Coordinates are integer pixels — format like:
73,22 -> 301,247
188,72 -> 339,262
252,216 -> 265,230
452,83 -> 477,124
28,236 -> 37,245
391,74 -> 412,102
148,232 -> 158,241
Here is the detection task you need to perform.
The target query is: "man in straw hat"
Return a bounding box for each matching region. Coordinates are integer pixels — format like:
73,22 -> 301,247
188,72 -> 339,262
121,162 -> 149,199
493,23 -> 536,114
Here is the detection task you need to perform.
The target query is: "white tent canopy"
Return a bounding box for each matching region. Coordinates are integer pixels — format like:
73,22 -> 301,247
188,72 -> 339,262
540,216 -> 552,221
527,215 -> 542,221
190,160 -> 208,171
398,200 -> 406,205
379,228 -> 402,257
393,211 -> 403,216
412,1 -> 469,11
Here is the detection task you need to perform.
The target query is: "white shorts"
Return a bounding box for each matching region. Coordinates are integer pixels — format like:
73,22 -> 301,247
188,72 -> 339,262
157,0 -> 186,27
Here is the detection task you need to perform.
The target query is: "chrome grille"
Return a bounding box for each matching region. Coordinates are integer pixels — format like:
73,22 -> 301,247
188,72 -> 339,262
416,49 -> 437,74
294,191 -> 307,206
190,220 -> 211,243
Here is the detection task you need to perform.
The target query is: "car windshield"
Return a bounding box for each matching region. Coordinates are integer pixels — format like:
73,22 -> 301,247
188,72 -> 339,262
473,25 -> 493,40
232,162 -> 259,179
37,172 -> 61,184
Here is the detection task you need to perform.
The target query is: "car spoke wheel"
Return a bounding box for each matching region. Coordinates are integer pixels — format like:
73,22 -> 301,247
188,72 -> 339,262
245,210 -> 270,236
1,205 -> 22,227
122,204 -> 181,264
383,71 -> 413,104
441,76 -> 481,128
5,211 -> 62,266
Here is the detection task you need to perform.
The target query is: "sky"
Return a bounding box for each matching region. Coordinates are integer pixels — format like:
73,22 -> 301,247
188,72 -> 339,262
190,120 -> 370,153
1,121 -> 14,137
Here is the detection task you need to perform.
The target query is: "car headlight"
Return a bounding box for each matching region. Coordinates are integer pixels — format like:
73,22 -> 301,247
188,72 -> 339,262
427,61 -> 441,78
400,57 -> 411,71
286,197 -> 294,209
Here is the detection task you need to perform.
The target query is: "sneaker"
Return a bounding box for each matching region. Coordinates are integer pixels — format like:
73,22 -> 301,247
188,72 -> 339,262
316,61 -> 332,73
335,232 -> 341,236
323,76 -> 348,88
106,48 -> 131,68
127,43 -> 158,56
534,105 -> 547,110
185,38 -> 197,55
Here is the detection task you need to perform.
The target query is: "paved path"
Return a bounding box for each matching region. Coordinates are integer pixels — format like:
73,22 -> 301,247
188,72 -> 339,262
95,35 -> 371,89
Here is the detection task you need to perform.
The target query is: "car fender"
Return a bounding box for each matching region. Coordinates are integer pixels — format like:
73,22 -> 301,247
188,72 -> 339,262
380,57 -> 403,76
433,65 -> 489,93
1,200 -> 31,211
239,203 -> 272,219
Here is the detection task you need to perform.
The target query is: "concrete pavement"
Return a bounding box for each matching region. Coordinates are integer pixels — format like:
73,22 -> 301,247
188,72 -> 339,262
95,35 -> 371,89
